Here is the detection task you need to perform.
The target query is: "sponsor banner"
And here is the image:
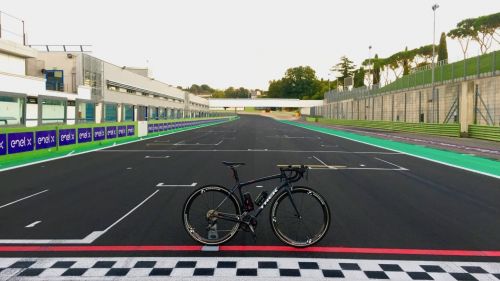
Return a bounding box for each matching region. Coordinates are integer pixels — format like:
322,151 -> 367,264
35,130 -> 57,149
117,126 -> 127,137
78,128 -> 93,143
59,129 -> 76,146
107,126 -> 117,139
163,123 -> 169,131
7,132 -> 34,154
0,134 -> 6,155
148,124 -> 155,133
153,124 -> 159,132
94,127 -> 105,141
127,125 -> 135,136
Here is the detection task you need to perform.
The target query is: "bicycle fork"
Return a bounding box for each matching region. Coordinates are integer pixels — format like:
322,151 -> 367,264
285,185 -> 302,219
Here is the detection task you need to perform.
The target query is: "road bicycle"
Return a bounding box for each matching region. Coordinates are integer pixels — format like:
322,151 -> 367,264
182,162 -> 330,247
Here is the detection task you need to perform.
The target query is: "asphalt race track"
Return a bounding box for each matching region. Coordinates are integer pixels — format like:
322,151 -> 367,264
1,115 -> 499,261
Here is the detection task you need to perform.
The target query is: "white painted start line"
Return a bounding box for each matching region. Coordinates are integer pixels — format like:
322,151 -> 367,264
0,190 -> 160,244
0,189 -> 49,210
156,182 -> 198,187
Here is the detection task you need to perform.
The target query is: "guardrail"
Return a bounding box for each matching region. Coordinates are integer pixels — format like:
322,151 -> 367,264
468,125 -> 500,142
310,118 -> 460,137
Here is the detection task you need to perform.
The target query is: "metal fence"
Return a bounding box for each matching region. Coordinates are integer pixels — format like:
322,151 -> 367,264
315,51 -> 500,127
0,10 -> 25,45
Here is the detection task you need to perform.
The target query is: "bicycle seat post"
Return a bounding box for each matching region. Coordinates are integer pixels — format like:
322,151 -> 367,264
231,167 -> 240,183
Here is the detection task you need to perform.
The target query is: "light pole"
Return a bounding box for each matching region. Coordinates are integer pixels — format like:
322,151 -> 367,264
368,45 -> 372,90
431,3 -> 439,123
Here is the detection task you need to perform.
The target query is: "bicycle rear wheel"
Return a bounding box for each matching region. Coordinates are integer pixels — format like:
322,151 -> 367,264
270,186 -> 330,247
182,185 -> 241,245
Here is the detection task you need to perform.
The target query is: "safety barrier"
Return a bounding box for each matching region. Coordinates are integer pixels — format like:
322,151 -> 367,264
145,117 -> 235,136
0,117 -> 237,159
0,122 -> 138,157
468,125 -> 500,142
311,118 -> 461,137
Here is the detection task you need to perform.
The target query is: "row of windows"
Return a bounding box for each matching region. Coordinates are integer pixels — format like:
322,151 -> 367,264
106,84 -> 184,103
189,102 -> 209,109
0,96 -> 209,127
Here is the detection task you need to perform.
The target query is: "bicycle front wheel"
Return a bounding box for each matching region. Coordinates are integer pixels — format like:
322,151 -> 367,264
270,186 -> 330,247
182,185 -> 241,245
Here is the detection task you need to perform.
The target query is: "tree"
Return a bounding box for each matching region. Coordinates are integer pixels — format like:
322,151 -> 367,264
473,12 -> 500,54
373,54 -> 381,85
402,47 -> 411,76
353,67 -> 366,88
449,13 -> 500,56
331,56 -> 356,89
437,32 -> 448,62
224,87 -> 251,98
268,79 -> 285,98
267,66 -> 323,100
448,19 -> 475,59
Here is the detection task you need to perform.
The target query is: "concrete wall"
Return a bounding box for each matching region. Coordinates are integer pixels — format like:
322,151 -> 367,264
315,74 -> 500,134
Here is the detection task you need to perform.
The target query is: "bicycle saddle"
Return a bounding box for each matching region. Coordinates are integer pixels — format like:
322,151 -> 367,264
222,161 -> 246,168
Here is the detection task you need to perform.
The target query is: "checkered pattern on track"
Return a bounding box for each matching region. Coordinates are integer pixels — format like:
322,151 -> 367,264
0,257 -> 499,280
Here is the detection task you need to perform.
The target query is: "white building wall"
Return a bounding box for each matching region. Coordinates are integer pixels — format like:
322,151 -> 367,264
0,53 -> 26,75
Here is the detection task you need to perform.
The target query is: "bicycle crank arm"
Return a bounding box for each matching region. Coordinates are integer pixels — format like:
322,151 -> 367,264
213,212 -> 242,223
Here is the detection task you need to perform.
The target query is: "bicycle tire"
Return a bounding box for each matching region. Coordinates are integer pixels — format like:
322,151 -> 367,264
182,185 -> 241,245
270,186 -> 330,247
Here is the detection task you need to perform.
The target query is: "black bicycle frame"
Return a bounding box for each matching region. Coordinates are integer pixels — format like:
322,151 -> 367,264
218,169 -> 302,220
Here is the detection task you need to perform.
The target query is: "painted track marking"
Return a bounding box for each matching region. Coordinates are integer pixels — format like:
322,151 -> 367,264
313,155 -> 334,169
98,149 -> 401,154
144,155 -> 170,159
282,121 -> 500,179
0,245 -> 499,257
147,140 -> 224,146
156,182 -> 198,187
309,156 -> 407,171
0,189 -> 49,210
375,157 -> 409,171
25,221 -> 41,228
0,190 -> 159,244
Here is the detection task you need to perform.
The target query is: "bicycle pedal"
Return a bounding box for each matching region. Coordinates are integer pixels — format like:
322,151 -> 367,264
249,224 -> 257,241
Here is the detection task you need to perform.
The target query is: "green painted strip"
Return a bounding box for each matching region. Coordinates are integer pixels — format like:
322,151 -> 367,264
0,117 -> 236,172
312,118 -> 460,137
468,125 -> 500,142
281,120 -> 500,179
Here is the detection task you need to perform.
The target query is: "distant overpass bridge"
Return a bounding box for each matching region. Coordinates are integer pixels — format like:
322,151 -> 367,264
208,98 -> 323,109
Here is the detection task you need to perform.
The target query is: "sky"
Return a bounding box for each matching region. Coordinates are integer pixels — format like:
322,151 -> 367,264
1,0 -> 499,90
